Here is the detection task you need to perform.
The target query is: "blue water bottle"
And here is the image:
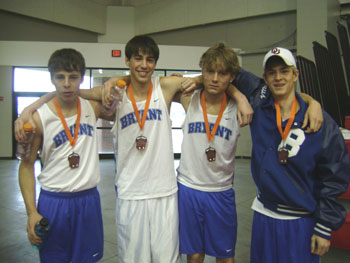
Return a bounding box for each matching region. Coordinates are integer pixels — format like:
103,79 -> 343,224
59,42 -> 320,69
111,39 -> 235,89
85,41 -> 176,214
33,218 -> 50,250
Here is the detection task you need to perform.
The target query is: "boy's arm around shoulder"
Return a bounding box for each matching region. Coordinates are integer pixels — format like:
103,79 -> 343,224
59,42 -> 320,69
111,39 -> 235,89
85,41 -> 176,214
80,76 -> 130,109
232,68 -> 265,99
226,84 -> 254,127
300,93 -> 323,133
88,99 -> 115,121
15,92 -> 55,142
160,75 -> 200,112
18,112 -> 44,246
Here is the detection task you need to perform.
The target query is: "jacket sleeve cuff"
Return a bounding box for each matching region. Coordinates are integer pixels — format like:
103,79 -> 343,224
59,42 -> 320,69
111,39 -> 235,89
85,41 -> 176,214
313,222 -> 332,240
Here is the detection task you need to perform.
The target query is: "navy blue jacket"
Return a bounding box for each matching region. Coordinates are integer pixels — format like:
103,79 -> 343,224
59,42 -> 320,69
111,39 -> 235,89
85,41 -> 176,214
234,68 -> 350,240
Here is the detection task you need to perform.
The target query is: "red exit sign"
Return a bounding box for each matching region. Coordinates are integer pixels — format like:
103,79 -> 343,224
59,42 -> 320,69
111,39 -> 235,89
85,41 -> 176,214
112,50 -> 121,57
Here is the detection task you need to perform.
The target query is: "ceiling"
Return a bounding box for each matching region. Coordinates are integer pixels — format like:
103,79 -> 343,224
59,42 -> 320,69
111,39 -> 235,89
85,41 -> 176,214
90,0 -> 350,7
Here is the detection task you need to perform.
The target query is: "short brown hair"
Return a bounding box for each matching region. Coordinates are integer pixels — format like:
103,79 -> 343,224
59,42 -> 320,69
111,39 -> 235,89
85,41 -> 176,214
48,48 -> 85,79
199,43 -> 240,75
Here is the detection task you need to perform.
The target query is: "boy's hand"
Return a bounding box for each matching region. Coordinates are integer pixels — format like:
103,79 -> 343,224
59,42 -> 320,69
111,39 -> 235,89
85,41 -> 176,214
303,100 -> 323,133
103,79 -> 127,106
27,213 -> 43,246
15,110 -> 36,143
181,78 -> 201,96
237,95 -> 254,127
311,234 -> 330,256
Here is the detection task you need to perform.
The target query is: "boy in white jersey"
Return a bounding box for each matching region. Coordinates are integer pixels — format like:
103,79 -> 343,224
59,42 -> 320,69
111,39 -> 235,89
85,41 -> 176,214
111,36 -> 181,263
18,49 -> 106,262
176,43 -> 240,263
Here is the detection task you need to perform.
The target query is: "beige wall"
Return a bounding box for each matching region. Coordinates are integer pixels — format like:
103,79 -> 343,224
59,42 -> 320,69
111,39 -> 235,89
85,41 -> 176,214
134,0 -> 296,35
98,7 -> 135,44
296,0 -> 341,61
0,10 -> 98,42
0,41 -> 208,69
0,0 -> 106,33
0,66 -> 13,157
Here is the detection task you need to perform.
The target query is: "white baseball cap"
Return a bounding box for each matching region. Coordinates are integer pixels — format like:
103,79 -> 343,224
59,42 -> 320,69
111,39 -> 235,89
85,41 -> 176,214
263,47 -> 296,69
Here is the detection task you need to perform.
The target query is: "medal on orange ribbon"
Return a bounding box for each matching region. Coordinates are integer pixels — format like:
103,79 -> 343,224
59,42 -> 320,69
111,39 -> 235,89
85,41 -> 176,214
136,136 -> 147,150
128,83 -> 153,150
54,97 -> 81,169
68,152 -> 80,168
205,146 -> 216,162
275,97 -> 297,165
201,91 -> 227,162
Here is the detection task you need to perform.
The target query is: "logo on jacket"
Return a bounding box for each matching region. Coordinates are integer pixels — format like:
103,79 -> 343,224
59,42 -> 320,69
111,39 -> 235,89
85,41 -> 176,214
277,128 -> 305,158
260,85 -> 268,99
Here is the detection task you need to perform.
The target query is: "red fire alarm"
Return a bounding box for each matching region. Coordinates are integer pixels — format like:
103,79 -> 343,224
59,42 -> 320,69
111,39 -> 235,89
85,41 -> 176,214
112,50 -> 121,57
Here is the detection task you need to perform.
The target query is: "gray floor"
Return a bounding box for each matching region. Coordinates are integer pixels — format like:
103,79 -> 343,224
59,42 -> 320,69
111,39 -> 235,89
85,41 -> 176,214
1,158 -> 349,262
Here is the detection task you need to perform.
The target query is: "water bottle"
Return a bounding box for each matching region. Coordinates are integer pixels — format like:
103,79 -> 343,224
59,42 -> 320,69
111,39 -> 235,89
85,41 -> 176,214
33,217 -> 50,250
101,79 -> 127,116
16,123 -> 34,160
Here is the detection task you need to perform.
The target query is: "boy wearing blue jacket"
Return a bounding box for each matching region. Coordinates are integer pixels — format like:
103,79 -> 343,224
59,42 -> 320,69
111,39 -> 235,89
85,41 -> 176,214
233,47 -> 350,263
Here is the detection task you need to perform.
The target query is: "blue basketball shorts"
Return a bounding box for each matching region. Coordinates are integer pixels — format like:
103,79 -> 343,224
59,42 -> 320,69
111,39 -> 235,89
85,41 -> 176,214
251,211 -> 320,263
37,187 -> 104,263
178,183 -> 237,258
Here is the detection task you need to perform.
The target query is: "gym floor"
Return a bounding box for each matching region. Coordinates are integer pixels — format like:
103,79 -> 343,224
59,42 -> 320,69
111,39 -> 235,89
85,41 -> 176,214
1,158 -> 349,262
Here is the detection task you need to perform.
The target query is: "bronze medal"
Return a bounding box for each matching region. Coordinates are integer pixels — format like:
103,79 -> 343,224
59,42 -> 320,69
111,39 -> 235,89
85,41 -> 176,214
129,83 -> 153,151
201,92 -> 227,164
136,136 -> 147,150
206,147 -> 216,162
278,148 -> 289,164
68,152 -> 80,169
54,97 -> 81,169
275,97 -> 297,166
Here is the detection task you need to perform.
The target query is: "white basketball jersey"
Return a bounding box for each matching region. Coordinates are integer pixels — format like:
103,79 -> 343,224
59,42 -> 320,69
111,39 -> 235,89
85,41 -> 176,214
177,89 -> 240,192
37,97 -> 100,192
112,77 -> 177,200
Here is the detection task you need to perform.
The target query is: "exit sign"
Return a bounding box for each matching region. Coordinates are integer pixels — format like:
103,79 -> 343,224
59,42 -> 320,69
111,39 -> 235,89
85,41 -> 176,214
112,50 -> 121,57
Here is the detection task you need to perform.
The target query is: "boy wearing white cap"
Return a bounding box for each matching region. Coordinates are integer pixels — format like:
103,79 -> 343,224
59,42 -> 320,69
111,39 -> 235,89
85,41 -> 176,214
232,47 -> 350,263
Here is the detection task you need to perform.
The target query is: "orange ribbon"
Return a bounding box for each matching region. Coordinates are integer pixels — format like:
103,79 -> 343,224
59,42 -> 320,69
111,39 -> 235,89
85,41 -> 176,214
201,91 -> 227,143
275,97 -> 297,141
128,83 -> 153,131
54,97 -> 81,147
